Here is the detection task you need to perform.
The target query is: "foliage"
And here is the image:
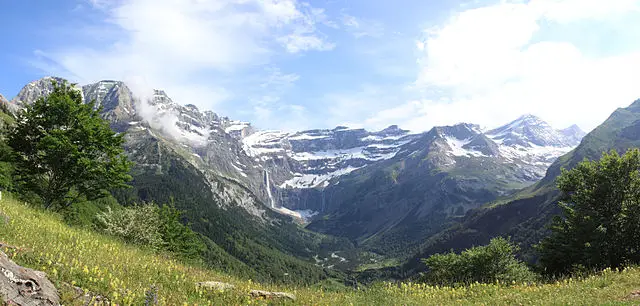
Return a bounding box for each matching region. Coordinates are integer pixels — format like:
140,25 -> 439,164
3,196 -> 640,305
95,202 -> 206,260
112,147 -> 334,285
421,237 -> 537,286
0,136 -> 14,191
96,203 -> 164,248
7,80 -> 132,209
0,107 -> 15,191
156,203 -> 207,260
60,195 -> 123,228
538,149 -> 640,275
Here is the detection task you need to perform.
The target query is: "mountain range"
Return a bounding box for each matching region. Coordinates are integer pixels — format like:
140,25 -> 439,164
398,98 -> 640,277
3,76 -> 596,276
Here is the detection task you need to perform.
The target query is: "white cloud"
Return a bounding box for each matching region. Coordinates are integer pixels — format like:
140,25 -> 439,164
323,84 -> 413,130
34,0 -> 335,115
239,67 -> 307,131
534,0 -> 640,22
393,0 -> 640,132
278,34 -> 335,53
341,13 -> 384,38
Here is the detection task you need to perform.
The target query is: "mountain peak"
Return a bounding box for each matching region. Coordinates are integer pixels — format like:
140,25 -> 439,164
488,114 -> 579,148
561,124 -> 583,133
0,93 -> 15,113
560,124 -> 586,144
376,124 -> 407,136
510,114 -> 548,127
518,113 -> 541,119
11,76 -> 70,107
381,124 -> 400,132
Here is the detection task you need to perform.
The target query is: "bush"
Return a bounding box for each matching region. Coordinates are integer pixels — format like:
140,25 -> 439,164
421,237 -> 537,285
96,204 -> 163,248
96,202 -> 206,260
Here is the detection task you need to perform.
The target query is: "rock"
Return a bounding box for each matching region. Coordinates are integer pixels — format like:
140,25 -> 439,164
196,281 -> 235,291
0,251 -> 59,305
249,289 -> 296,300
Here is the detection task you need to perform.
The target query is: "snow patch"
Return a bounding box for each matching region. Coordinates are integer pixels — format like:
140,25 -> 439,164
445,137 -> 486,157
225,121 -> 250,133
280,166 -> 362,188
289,133 -> 329,140
272,207 -> 318,222
231,164 -> 248,178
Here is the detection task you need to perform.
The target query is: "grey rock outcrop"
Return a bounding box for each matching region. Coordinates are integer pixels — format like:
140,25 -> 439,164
249,289 -> 296,300
196,281 -> 236,291
0,250 -> 59,305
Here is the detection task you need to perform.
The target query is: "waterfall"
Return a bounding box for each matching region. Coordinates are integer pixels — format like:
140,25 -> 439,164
264,170 -> 275,208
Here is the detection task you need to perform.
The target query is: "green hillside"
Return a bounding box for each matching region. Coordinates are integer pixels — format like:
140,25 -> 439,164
3,196 -> 640,305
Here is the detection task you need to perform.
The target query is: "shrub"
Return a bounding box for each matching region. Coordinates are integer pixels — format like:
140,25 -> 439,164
96,202 -> 206,260
96,204 -> 163,249
421,237 -> 537,285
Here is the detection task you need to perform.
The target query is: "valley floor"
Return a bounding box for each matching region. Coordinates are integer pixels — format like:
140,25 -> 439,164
2,197 -> 640,305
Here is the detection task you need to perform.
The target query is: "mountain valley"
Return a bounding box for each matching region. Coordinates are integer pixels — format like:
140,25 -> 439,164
1,76 -> 593,277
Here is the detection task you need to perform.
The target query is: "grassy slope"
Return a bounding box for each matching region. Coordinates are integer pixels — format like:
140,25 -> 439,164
2,197 -> 640,305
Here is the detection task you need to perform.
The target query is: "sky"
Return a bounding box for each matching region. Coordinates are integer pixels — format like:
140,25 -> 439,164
1,0 -> 640,133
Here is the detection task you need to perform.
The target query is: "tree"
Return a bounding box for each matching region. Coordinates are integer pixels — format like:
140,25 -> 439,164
538,149 -> 640,274
158,203 -> 207,260
8,80 -> 132,209
421,237 -> 536,285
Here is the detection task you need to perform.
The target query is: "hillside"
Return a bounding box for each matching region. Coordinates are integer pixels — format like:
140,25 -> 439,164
3,196 -> 640,305
4,76 -> 587,275
405,98 -> 640,272
6,77 -> 350,284
304,119 -> 581,257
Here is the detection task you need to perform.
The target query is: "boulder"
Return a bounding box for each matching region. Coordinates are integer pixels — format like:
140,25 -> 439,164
249,289 -> 296,300
196,281 -> 235,291
0,250 -> 59,305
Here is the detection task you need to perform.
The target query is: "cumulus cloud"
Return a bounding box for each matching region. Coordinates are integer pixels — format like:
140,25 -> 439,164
368,0 -> 640,132
32,0 -> 336,130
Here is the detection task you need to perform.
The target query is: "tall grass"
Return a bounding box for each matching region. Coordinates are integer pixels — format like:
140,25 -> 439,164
2,196 -> 640,305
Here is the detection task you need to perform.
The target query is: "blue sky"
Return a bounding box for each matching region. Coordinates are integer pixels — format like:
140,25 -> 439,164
2,0 -> 640,132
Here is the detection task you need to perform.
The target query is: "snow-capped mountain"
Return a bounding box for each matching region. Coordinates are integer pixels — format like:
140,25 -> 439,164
487,114 -> 581,147
560,124 -> 587,145
7,76 -> 591,267
241,125 -> 419,189
10,78 -> 277,221
303,119 -> 585,253
482,114 -> 584,178
8,77 -> 585,226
